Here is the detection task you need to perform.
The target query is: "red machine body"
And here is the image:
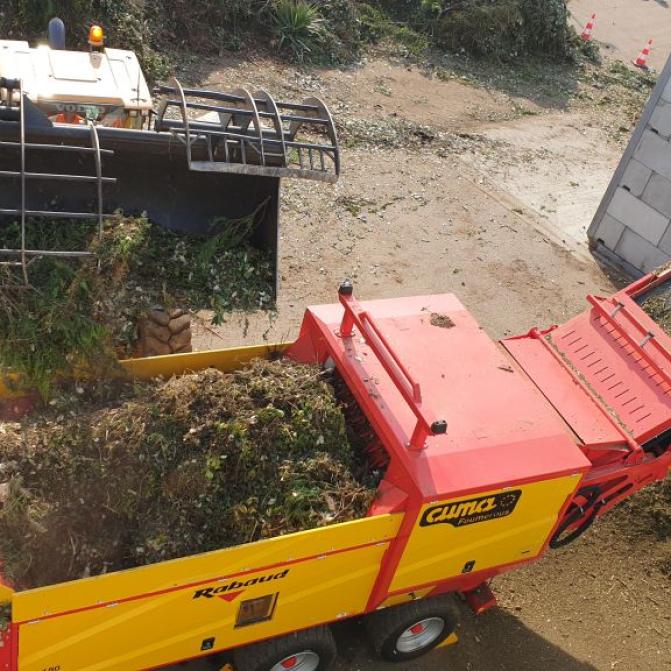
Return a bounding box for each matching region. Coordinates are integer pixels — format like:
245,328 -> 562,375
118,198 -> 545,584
505,269 -> 671,535
288,268 -> 671,607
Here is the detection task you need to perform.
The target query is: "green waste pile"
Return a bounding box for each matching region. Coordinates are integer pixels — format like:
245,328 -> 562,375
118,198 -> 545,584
641,292 -> 671,338
0,360 -> 376,589
0,213 -> 274,397
429,0 -> 579,62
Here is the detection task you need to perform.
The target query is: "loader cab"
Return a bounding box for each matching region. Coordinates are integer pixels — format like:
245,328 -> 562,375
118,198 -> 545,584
0,21 -> 152,129
0,18 -> 339,296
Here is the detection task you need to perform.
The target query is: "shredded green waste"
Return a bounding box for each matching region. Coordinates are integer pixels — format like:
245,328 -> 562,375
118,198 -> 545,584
0,604 -> 9,631
641,293 -> 671,338
0,213 -> 274,397
0,360 -> 377,589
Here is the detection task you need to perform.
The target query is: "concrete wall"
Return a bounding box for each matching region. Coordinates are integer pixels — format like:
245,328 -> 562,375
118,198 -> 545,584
588,57 -> 671,276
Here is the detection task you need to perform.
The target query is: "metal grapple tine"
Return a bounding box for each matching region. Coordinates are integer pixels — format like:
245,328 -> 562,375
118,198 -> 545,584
151,84 -> 340,181
255,89 -> 287,165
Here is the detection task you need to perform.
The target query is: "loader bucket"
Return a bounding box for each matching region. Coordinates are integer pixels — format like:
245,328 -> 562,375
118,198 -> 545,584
0,79 -> 340,294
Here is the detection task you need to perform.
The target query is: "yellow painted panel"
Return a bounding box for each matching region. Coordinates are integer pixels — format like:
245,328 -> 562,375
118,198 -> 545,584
119,342 -> 291,380
380,587 -> 433,609
437,632 -> 459,649
18,539 -> 391,671
390,475 -> 581,593
0,584 -> 14,603
14,513 -> 401,623
0,343 -> 291,399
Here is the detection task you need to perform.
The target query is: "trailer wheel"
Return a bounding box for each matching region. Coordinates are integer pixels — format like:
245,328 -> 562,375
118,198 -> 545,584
365,595 -> 458,663
233,625 -> 336,671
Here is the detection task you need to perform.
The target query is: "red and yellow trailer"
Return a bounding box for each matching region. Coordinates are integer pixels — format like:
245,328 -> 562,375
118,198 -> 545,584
1,269 -> 670,671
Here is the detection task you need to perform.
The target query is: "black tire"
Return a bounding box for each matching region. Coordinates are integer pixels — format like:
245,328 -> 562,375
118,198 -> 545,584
48,17 -> 66,50
233,625 -> 336,671
365,595 -> 458,663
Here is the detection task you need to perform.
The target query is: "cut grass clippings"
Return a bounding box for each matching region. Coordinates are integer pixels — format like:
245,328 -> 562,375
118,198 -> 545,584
0,359 -> 376,589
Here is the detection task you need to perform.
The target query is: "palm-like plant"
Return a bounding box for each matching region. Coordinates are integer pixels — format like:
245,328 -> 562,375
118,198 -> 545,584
272,0 -> 324,61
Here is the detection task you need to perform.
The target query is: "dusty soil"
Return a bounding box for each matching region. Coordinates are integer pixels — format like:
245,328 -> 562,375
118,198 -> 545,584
155,48 -> 671,671
185,54 -> 631,349
459,112 -> 621,255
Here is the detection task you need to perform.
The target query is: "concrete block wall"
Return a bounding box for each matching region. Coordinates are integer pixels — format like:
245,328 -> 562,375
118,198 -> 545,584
588,56 -> 671,275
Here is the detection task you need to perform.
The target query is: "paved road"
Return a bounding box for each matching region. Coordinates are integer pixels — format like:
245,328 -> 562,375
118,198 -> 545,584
570,0 -> 671,70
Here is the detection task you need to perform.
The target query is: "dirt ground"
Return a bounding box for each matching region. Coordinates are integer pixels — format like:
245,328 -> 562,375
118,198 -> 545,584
189,54 -> 626,349
162,42 -> 671,671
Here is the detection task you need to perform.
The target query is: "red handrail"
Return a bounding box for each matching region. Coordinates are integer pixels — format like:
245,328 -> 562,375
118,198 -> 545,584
337,283 -> 446,450
626,266 -> 671,299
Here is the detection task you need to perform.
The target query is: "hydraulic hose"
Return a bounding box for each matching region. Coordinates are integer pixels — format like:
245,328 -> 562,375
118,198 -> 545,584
549,485 -> 603,549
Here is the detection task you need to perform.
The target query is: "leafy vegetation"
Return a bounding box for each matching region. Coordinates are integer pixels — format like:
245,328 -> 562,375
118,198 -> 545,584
0,212 -> 274,397
0,0 -> 360,71
0,361 -> 376,588
272,0 -> 325,61
0,0 -> 594,73
0,221 -> 114,398
357,3 -> 429,56
431,0 -> 571,60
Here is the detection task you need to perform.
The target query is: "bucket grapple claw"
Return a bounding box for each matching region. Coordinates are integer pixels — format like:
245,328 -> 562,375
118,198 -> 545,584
0,32 -> 341,292
155,78 -> 340,183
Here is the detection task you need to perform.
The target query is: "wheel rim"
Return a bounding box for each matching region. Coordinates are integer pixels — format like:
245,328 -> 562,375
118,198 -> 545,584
271,650 -> 320,671
396,617 -> 445,654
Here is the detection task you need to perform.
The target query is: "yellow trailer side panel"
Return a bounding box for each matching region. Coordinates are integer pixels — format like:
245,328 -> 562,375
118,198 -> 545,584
14,514 -> 401,671
390,475 -> 581,593
0,583 -> 13,602
0,343 -> 290,399
118,343 -> 291,381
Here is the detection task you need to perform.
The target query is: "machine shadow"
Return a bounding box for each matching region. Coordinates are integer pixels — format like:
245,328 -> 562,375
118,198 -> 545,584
330,605 -> 599,671
590,250 -> 642,290
164,603 -> 602,670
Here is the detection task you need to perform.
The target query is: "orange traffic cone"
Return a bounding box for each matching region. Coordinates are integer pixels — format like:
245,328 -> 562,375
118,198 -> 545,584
581,14 -> 596,41
633,39 -> 653,69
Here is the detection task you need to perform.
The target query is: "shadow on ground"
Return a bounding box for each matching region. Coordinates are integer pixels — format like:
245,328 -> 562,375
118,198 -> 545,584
331,604 -> 598,671
175,42 -> 583,116
161,603 -> 599,671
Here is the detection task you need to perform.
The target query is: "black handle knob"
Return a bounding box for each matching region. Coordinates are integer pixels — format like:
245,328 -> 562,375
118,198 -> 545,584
338,280 -> 354,296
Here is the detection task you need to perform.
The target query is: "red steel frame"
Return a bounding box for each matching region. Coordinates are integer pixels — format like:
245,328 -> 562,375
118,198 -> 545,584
504,267 -> 671,545
291,270 -> 671,611
0,623 -> 15,671
338,284 -> 447,451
